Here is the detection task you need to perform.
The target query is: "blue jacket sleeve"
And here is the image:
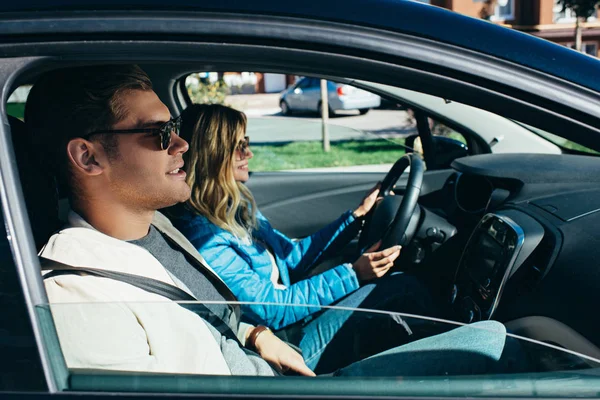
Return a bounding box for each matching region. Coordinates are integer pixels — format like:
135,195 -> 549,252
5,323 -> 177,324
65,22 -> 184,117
188,227 -> 361,329
257,210 -> 361,277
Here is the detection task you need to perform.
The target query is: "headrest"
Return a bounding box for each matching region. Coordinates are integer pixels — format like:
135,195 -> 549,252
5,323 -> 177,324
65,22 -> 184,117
9,115 -> 60,250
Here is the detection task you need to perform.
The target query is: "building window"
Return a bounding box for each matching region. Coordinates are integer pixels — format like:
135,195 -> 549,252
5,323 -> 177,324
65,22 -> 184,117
490,0 -> 514,21
553,0 -> 576,22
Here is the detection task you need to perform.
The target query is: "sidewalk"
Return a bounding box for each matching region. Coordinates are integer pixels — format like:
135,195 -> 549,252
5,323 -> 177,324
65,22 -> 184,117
225,93 -> 282,116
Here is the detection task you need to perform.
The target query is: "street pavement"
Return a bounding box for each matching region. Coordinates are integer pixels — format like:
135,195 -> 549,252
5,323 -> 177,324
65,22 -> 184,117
227,93 -> 417,144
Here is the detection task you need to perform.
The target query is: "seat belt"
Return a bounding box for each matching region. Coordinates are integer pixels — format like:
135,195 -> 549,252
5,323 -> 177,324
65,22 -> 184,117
40,257 -> 303,358
40,257 -> 242,346
41,257 -> 196,301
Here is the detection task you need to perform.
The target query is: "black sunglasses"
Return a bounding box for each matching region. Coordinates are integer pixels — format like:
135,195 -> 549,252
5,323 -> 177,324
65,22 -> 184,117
236,136 -> 250,154
82,116 -> 182,150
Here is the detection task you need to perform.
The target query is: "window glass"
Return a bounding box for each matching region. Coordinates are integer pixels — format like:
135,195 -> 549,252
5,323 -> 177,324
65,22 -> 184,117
246,117 -> 406,172
404,109 -> 467,145
553,0 -> 576,22
307,78 -> 319,88
492,0 -> 514,20
6,85 -> 31,120
186,73 -> 407,173
517,122 -> 599,155
297,78 -> 313,89
37,301 -> 600,396
184,73 -> 593,174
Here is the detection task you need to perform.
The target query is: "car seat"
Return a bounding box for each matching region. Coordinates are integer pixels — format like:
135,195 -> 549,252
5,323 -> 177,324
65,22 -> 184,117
8,115 -> 61,250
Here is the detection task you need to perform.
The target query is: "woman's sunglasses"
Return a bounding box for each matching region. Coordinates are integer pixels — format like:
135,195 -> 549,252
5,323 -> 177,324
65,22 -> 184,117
82,116 -> 182,150
236,136 -> 250,154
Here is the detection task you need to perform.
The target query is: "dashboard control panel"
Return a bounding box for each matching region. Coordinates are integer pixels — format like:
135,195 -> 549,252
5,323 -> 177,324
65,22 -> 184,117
452,212 -> 527,322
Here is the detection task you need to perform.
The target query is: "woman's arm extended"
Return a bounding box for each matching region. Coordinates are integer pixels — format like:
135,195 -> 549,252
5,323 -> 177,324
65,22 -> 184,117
259,184 -> 381,275
197,234 -> 360,329
257,210 -> 360,276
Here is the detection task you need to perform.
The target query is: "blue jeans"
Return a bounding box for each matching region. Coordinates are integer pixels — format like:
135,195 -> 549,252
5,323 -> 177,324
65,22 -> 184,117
285,272 -> 440,373
335,320 -> 526,376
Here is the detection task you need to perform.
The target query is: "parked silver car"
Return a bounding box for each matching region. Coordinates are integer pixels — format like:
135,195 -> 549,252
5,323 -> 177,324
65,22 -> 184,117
280,77 -> 381,116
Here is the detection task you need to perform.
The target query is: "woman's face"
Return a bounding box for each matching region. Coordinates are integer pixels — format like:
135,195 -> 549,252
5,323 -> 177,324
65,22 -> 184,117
232,135 -> 253,182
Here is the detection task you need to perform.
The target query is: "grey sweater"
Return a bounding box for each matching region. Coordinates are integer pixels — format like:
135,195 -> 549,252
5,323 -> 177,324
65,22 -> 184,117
130,226 -> 275,376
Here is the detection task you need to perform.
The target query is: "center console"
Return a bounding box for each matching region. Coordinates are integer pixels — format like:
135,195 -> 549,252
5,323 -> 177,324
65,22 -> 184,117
451,210 -> 545,323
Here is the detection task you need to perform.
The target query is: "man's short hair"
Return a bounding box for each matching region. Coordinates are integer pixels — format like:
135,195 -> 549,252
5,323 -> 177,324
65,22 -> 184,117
25,64 -> 153,195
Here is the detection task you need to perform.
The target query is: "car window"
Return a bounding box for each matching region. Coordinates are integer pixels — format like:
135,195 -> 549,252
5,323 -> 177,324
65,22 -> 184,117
7,85 -> 31,120
516,122 -> 599,155
36,301 -> 600,396
403,109 -> 468,153
183,73 -> 569,175
297,78 -> 312,89
245,117 -> 406,172
185,73 -> 406,173
308,78 -> 321,88
430,118 -> 467,144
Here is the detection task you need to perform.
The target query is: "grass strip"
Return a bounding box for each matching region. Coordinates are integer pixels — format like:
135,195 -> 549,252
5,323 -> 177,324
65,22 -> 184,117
249,139 -> 406,171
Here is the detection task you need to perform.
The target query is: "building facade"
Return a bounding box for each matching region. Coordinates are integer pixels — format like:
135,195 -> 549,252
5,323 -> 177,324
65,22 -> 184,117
430,0 -> 600,56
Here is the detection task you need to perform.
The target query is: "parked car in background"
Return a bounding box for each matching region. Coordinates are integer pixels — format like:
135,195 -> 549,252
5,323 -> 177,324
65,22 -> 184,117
279,77 -> 381,116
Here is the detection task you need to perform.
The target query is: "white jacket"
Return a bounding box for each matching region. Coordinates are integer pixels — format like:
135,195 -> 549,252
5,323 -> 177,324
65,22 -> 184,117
40,211 -> 249,375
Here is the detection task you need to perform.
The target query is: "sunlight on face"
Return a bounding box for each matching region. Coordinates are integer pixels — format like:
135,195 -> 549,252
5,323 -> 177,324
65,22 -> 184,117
232,136 -> 253,183
106,89 -> 191,210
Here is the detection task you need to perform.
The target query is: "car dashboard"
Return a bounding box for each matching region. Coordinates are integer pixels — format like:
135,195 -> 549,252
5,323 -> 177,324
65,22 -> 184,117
432,154 -> 600,354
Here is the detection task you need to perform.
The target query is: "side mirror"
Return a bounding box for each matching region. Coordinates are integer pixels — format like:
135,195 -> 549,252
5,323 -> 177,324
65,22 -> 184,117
431,136 -> 469,168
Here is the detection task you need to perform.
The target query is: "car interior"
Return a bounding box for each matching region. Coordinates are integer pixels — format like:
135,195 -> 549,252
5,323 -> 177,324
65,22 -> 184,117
2,44 -> 600,396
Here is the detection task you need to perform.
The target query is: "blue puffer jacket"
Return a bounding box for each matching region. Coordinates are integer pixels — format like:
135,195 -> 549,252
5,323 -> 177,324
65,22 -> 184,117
172,207 -> 361,330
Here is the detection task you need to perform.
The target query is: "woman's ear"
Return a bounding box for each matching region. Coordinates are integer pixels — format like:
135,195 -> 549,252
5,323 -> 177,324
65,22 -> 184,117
66,138 -> 106,176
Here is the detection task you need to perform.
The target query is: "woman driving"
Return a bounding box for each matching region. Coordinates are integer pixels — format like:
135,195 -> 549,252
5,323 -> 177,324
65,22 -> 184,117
168,104 -> 436,373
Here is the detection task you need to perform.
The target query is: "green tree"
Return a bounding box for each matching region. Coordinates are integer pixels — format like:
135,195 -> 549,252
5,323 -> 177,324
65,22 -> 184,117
185,73 -> 229,105
557,0 -> 600,52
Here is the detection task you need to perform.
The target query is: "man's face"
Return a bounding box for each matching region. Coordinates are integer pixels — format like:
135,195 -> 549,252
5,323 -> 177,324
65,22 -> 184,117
103,89 -> 191,211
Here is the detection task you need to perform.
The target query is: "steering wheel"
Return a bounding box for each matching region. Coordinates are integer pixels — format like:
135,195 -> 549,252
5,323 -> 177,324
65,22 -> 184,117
357,153 -> 424,253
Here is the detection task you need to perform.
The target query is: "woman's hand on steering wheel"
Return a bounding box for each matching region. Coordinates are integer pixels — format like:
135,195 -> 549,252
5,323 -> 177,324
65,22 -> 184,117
354,183 -> 395,219
353,183 -> 381,218
352,241 -> 402,282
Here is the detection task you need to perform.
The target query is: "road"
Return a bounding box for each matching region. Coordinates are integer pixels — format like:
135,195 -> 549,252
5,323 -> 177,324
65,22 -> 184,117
247,109 -> 416,144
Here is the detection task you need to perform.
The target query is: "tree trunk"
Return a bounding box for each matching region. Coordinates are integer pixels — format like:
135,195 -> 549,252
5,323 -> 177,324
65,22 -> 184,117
575,16 -> 583,52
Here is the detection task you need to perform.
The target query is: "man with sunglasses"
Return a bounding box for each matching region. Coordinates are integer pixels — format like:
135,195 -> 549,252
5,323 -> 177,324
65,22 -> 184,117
26,64 -> 315,376
25,65 -> 522,379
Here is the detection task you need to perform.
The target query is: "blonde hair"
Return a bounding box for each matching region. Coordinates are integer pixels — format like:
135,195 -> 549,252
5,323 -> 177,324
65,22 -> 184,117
181,104 -> 257,239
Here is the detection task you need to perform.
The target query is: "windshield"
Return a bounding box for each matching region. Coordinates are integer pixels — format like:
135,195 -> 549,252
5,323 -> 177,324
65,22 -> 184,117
36,301 -> 600,397
515,122 -> 599,155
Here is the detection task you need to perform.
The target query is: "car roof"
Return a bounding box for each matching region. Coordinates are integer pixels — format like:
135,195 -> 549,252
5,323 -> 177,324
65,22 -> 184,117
1,0 -> 599,93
